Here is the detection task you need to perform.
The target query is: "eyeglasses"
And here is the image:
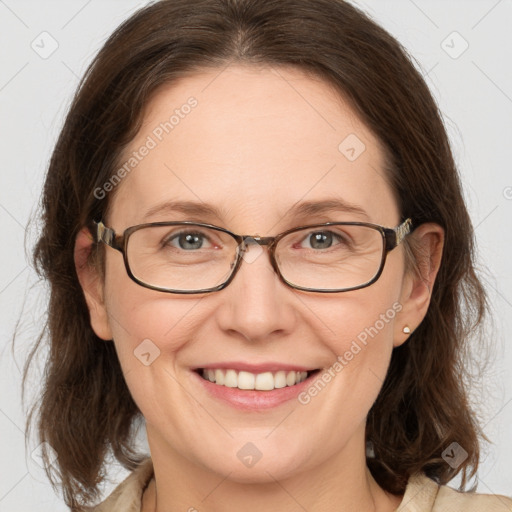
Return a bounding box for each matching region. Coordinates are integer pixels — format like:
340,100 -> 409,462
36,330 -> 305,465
93,218 -> 412,294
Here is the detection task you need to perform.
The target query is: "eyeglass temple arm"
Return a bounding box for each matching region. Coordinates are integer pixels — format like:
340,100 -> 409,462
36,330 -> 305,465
385,218 -> 413,251
92,220 -> 123,251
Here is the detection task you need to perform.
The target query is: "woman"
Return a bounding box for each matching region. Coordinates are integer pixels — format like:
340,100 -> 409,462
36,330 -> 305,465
26,0 -> 511,510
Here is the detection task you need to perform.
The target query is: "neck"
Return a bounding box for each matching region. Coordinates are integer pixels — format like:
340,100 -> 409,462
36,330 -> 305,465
143,425 -> 401,512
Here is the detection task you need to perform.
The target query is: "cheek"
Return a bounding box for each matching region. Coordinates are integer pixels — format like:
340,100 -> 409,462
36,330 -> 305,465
305,259 -> 403,364
105,291 -> 198,364
335,297 -> 400,353
322,295 -> 400,386
290,311 -> 395,467
333,303 -> 398,403
102,287 -> 206,436
297,266 -> 404,420
101,254 -> 197,383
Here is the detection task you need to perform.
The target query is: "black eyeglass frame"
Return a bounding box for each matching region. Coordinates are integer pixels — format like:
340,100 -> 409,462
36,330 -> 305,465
93,218 -> 413,294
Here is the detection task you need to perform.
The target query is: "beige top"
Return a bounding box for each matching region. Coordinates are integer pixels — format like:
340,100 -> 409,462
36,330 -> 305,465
90,458 -> 512,511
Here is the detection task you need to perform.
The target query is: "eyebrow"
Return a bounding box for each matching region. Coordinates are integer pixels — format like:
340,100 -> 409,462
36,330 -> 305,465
142,198 -> 370,223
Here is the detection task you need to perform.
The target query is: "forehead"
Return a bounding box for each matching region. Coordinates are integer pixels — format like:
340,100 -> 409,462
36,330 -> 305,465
108,64 -> 399,232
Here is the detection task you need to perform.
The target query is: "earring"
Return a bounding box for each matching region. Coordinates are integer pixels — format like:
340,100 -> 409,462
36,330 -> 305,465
402,326 -> 411,334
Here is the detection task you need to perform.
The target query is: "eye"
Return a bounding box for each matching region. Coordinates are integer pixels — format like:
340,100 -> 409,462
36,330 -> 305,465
300,230 -> 348,250
164,230 -> 214,251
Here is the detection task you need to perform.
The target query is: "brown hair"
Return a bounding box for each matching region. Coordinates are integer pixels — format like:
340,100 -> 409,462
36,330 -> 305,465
25,0 -> 487,508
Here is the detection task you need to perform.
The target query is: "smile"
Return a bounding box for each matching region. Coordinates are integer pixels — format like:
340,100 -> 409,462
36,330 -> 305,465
197,368 -> 318,391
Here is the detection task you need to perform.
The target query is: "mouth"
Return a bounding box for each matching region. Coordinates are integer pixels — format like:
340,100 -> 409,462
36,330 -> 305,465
194,368 -> 321,391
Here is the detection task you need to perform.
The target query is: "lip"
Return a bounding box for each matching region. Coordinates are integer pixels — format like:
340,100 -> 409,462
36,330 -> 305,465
195,361 -> 317,373
191,365 -> 321,410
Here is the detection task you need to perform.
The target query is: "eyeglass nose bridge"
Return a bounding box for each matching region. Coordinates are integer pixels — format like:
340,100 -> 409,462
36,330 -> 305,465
240,235 -> 275,249
231,235 -> 284,287
237,235 -> 278,262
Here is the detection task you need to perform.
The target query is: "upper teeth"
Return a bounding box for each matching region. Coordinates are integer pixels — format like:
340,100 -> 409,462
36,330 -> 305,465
201,369 -> 309,390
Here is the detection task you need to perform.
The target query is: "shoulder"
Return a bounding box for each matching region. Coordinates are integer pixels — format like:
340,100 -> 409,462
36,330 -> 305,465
398,473 -> 512,512
86,458 -> 154,512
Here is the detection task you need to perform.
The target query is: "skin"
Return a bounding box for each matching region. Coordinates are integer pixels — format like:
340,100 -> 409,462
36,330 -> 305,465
75,64 -> 444,512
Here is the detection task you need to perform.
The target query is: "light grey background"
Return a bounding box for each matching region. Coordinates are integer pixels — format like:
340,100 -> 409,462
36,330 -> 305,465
0,0 -> 511,510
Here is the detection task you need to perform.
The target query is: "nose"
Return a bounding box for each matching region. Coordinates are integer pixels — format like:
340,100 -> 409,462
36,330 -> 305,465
214,242 -> 297,342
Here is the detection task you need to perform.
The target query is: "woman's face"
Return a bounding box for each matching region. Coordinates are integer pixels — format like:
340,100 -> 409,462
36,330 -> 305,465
86,65 -> 418,482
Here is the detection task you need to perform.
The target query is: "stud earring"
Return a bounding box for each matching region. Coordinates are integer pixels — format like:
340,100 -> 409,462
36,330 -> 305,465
403,326 -> 411,334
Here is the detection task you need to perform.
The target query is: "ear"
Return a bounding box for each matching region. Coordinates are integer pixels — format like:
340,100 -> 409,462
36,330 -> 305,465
394,222 -> 444,347
74,227 -> 113,341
